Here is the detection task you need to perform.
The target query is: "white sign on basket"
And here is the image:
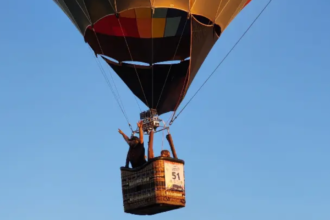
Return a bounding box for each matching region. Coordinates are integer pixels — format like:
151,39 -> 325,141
164,161 -> 185,191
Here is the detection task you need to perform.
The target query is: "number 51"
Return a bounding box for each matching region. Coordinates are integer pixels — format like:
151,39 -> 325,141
172,172 -> 180,180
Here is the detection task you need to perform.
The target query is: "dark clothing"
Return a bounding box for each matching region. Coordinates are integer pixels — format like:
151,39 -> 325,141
126,141 -> 147,168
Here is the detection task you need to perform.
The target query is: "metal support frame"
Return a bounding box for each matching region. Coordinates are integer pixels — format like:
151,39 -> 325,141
132,109 -> 178,159
133,109 -> 169,135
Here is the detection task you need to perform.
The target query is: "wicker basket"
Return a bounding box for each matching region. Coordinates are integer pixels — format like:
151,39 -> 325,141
120,157 -> 186,215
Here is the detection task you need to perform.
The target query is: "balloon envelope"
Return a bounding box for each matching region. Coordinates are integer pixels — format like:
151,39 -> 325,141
54,0 -> 251,115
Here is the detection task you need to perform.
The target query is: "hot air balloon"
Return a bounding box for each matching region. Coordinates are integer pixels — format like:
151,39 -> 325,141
53,0 -> 252,215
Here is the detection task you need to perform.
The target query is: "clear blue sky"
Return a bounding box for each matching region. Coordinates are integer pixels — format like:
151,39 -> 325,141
1,0 -> 329,219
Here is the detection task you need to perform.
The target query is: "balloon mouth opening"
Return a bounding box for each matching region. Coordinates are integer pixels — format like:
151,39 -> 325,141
101,54 -> 190,66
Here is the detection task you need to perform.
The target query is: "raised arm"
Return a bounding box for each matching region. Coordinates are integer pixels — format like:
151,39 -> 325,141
118,129 -> 129,143
137,121 -> 144,144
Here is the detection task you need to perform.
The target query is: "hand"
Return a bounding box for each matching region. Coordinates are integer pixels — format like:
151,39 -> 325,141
137,121 -> 143,128
118,129 -> 123,135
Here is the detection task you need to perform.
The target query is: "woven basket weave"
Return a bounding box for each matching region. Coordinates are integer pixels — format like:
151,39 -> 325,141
120,157 -> 186,215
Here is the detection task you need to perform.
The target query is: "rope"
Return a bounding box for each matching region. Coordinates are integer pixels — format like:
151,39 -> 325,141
161,129 -> 164,151
166,68 -> 190,125
151,8 -> 154,109
88,47 -> 132,130
155,17 -> 189,109
74,0 -> 132,130
103,58 -> 128,117
117,19 -> 150,108
169,0 -> 273,125
134,95 -> 142,112
103,2 -> 141,115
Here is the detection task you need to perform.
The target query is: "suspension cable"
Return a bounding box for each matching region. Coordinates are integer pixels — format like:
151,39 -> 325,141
151,8 -> 154,109
169,0 -> 273,125
161,129 -> 165,151
117,19 -> 150,108
155,16 -> 189,109
74,0 -> 132,130
91,35 -> 133,131
105,1 -> 143,113
87,47 -> 132,130
77,0 -> 145,122
134,94 -> 142,112
103,58 -> 127,116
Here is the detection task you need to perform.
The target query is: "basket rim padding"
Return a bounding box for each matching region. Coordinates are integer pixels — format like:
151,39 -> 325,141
120,156 -> 185,172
